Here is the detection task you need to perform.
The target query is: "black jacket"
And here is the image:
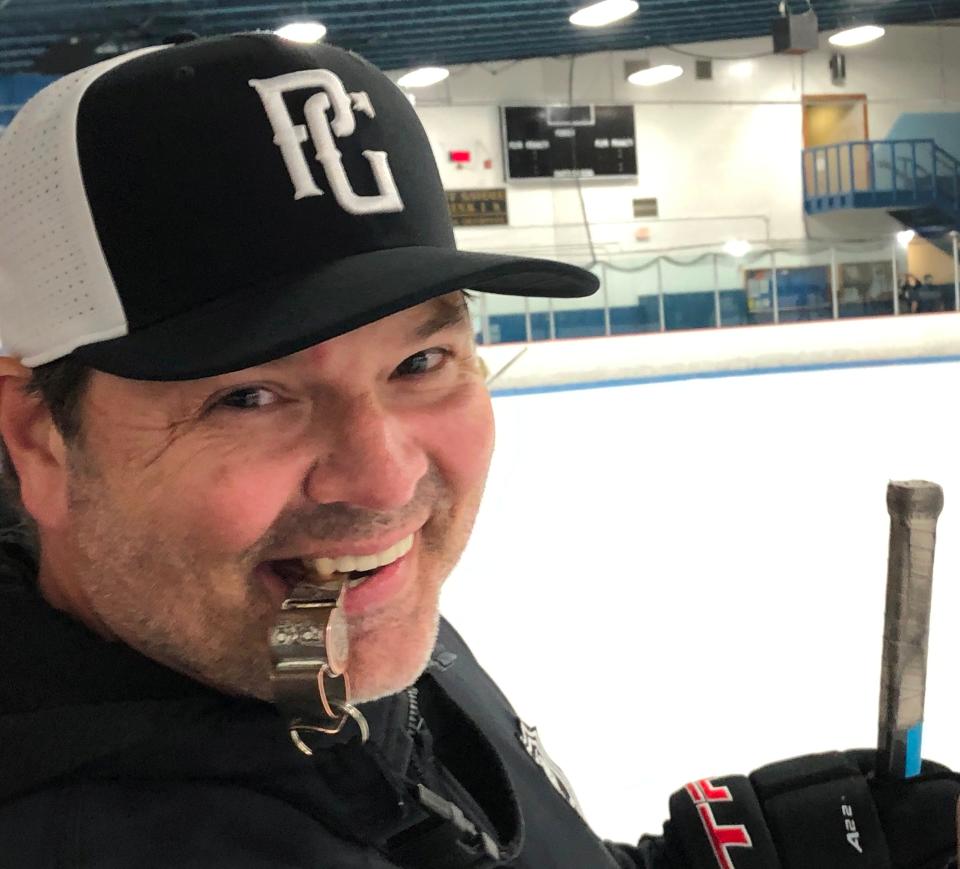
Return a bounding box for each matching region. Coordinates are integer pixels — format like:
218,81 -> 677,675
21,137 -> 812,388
0,522 -> 667,868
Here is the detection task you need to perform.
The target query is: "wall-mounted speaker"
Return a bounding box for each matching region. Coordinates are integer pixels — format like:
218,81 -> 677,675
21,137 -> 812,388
830,52 -> 847,85
772,9 -> 819,54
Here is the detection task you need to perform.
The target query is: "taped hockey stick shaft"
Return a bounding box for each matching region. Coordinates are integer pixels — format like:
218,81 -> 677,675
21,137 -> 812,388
877,480 -> 944,779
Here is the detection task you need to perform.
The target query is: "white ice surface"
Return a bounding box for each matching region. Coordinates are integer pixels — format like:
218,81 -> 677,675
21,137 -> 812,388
441,359 -> 960,845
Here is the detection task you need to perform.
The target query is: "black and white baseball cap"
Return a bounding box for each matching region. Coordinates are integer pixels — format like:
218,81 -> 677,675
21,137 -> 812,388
0,33 -> 597,380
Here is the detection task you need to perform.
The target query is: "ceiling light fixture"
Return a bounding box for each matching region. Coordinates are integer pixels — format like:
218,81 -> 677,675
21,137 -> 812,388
275,21 -> 327,43
397,66 -> 450,88
723,239 -> 752,258
829,25 -> 885,47
627,64 -> 683,86
569,0 -> 639,28
897,229 -> 916,248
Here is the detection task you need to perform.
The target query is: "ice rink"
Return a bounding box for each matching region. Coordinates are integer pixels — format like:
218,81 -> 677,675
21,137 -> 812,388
442,353 -> 960,845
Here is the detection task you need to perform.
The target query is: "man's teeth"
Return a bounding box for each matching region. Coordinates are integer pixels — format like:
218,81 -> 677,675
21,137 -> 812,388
309,533 -> 414,576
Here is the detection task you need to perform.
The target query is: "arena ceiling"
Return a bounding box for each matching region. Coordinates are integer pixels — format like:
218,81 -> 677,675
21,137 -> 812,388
1,0 -> 959,75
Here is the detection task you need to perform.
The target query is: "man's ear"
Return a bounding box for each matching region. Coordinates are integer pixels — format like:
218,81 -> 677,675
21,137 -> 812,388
0,359 -> 70,528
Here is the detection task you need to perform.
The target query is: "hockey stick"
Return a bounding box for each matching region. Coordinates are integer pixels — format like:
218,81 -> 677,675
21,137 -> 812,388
877,480 -> 944,779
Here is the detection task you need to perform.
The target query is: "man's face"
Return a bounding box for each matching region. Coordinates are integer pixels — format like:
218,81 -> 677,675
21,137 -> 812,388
42,293 -> 493,703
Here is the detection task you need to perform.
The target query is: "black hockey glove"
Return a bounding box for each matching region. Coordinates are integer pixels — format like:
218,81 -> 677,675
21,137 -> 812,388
652,749 -> 959,868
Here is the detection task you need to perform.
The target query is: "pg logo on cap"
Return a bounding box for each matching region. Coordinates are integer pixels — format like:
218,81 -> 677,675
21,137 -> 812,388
249,69 -> 404,214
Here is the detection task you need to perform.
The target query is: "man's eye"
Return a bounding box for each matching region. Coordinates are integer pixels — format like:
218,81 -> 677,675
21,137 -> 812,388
215,387 -> 278,410
394,348 -> 452,378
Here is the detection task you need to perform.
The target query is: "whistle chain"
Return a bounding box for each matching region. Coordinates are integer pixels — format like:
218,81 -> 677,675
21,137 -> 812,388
268,581 -> 369,753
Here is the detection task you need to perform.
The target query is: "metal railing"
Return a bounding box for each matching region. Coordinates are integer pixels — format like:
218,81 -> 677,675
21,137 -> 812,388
803,139 -> 960,212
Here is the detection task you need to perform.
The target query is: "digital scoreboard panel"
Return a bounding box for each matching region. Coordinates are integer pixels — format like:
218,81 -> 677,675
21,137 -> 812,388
501,105 -> 637,181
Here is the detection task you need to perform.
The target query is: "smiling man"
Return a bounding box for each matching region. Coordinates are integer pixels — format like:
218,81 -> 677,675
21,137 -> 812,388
1,31 -> 959,869
24,292 -> 488,706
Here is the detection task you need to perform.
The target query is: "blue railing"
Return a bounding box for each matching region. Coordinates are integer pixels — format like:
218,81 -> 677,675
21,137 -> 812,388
803,139 -> 960,216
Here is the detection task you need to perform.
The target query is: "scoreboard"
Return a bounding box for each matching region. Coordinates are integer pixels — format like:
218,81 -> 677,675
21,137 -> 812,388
501,105 -> 637,181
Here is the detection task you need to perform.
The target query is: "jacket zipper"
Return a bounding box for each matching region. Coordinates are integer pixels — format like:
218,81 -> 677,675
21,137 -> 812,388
405,685 -> 425,779
406,685 -> 421,735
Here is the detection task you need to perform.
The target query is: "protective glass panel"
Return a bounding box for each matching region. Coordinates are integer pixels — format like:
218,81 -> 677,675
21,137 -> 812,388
661,252 -> 717,330
743,252 -> 776,325
604,254 -> 661,335
774,249 -> 833,322
482,292 -> 531,344
553,263 -> 605,339
715,254 -> 749,327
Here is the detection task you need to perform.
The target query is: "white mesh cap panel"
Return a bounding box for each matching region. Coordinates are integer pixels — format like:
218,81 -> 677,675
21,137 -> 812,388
0,46 -> 166,366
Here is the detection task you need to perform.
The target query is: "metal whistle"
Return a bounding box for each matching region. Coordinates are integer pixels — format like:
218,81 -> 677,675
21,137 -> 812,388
269,580 -> 369,754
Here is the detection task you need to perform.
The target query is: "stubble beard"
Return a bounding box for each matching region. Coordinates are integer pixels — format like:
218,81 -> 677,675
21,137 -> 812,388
66,488 -> 279,699
57,447 -> 294,700
56,460 -> 477,706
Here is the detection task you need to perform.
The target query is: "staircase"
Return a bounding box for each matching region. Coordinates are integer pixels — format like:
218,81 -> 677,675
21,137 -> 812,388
803,139 -> 960,241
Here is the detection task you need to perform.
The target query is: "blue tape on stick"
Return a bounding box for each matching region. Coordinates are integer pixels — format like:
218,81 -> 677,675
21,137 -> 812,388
905,722 -> 923,778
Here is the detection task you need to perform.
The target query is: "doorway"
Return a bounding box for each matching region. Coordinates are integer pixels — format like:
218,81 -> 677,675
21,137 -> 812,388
803,95 -> 870,195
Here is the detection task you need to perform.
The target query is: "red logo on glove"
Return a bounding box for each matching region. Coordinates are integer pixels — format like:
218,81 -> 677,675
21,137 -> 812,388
685,779 -> 753,869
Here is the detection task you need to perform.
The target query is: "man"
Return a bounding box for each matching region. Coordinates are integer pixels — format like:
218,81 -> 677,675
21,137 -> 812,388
919,273 -> 946,313
899,274 -> 921,314
0,33 -> 958,868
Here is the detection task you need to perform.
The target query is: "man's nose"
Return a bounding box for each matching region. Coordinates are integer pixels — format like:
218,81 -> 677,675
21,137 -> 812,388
303,394 -> 428,511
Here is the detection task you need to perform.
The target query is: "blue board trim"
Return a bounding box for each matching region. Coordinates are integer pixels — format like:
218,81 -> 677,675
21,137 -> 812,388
905,722 -> 924,778
490,353 -> 960,398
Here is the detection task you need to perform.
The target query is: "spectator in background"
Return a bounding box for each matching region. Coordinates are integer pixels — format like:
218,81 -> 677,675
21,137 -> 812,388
920,273 -> 944,313
899,273 -> 921,314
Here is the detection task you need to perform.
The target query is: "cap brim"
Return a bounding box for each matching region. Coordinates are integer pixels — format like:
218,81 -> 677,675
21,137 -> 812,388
71,246 -> 598,380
